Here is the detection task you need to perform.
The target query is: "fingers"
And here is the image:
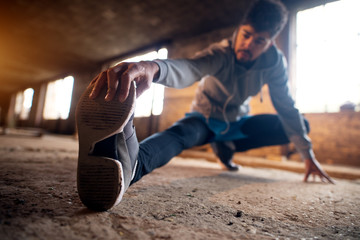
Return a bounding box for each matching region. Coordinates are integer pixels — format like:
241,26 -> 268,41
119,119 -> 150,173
88,61 -> 153,102
315,172 -> 335,184
89,63 -> 128,101
314,163 -> 335,184
119,68 -> 133,102
303,166 -> 335,184
303,159 -> 311,182
105,67 -> 119,101
321,171 -> 335,184
303,170 -> 311,182
119,63 -> 147,102
89,71 -> 107,99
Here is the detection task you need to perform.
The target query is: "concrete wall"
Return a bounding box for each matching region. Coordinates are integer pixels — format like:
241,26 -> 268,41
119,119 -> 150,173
306,112 -> 360,167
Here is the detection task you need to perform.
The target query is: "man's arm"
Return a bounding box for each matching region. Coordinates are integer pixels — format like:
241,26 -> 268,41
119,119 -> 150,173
267,55 -> 334,184
89,61 -> 159,102
153,42 -> 230,89
88,57 -> 207,102
89,40 -> 229,101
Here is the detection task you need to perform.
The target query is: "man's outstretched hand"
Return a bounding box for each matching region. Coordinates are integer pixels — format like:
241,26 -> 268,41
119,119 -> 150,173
89,61 -> 160,102
304,158 -> 335,184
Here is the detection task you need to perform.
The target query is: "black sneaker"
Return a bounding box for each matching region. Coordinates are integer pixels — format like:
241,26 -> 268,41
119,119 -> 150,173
210,141 -> 240,171
75,81 -> 137,211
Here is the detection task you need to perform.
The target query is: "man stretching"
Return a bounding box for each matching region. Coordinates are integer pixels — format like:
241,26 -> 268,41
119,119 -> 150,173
76,0 -> 333,211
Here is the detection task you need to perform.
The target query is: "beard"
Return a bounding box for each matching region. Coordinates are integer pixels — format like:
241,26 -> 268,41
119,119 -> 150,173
235,49 -> 256,68
235,50 -> 253,63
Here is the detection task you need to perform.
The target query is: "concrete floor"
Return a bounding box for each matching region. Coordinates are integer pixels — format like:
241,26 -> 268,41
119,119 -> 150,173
0,134 -> 359,239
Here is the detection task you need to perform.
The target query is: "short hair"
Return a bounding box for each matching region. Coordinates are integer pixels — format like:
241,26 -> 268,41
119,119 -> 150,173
242,0 -> 288,38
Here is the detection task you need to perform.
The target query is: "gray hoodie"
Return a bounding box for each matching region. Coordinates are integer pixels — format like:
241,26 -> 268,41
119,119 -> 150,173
154,38 -> 314,160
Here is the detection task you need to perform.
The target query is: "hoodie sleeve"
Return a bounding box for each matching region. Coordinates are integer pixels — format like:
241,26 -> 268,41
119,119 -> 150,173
267,54 -> 315,160
153,40 -> 230,89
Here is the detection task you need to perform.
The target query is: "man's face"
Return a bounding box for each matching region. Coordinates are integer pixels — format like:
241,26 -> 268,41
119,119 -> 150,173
234,24 -> 273,63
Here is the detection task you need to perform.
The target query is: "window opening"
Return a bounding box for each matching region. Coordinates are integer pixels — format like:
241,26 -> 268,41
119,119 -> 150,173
295,0 -> 360,113
14,88 -> 34,120
43,76 -> 74,120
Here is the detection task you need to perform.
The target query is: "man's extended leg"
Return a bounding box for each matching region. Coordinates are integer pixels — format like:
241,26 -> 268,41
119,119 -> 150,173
76,80 -> 212,210
130,116 -> 214,184
76,82 -> 137,211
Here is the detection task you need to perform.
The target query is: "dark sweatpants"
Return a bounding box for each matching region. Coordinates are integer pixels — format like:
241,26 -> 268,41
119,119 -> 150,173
131,114 -> 309,184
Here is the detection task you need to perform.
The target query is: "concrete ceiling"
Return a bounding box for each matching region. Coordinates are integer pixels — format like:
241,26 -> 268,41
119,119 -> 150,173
0,0 -> 306,95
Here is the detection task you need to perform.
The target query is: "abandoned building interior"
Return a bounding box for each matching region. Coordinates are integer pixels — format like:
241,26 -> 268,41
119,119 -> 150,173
0,0 -> 359,239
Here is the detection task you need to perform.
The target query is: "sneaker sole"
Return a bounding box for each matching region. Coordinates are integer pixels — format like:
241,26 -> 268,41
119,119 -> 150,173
75,82 -> 136,211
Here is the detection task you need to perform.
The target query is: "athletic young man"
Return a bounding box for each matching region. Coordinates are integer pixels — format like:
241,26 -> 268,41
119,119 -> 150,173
76,0 -> 334,211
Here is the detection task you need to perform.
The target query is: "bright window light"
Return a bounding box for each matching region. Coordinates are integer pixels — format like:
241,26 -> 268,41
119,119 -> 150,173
43,76 -> 74,120
14,92 -> 24,116
116,48 -> 167,117
14,88 -> 34,120
295,0 -> 360,113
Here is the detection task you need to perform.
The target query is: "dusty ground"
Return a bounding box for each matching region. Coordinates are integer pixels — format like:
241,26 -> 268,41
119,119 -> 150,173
0,134 -> 359,240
